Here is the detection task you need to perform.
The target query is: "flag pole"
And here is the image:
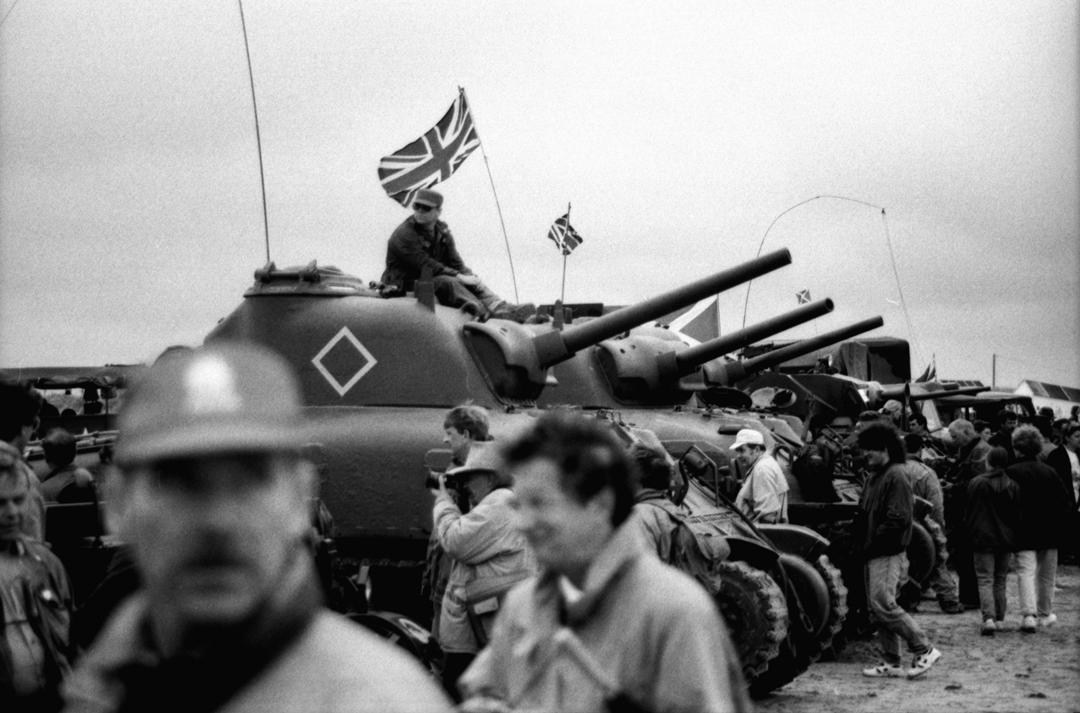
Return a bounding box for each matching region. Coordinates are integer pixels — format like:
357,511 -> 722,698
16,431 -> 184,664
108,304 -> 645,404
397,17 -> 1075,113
460,87 -> 520,303
560,202 -> 571,304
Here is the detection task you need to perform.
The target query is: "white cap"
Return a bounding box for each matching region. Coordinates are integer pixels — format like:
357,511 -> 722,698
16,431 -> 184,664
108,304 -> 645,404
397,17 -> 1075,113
730,428 -> 765,450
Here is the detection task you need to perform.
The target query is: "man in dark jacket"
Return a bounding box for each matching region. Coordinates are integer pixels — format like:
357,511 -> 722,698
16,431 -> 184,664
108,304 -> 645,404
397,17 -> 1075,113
1044,422 -> 1080,561
965,447 -> 1022,635
987,410 -> 1018,463
856,422 -> 941,680
381,189 -> 534,322
945,418 -> 990,609
1007,425 -> 1071,632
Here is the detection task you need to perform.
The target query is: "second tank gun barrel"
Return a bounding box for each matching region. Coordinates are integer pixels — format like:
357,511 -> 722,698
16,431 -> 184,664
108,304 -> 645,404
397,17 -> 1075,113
703,316 -> 885,386
740,316 -> 885,375
533,248 -> 792,367
675,299 -> 834,375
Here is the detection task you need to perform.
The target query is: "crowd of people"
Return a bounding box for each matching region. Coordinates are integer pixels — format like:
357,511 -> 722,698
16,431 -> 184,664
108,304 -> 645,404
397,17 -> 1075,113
3,339 -> 1079,712
3,344 -> 754,713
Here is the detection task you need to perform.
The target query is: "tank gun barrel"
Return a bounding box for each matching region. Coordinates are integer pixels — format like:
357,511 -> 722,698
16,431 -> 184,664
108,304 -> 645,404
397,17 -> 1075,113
883,385 -> 991,402
740,316 -> 884,374
704,316 -> 884,386
675,299 -> 834,375
533,249 -> 792,367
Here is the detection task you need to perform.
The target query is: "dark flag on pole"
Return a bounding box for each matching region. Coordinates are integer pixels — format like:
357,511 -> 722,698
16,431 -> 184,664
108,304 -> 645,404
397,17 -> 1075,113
915,354 -> 937,382
796,288 -> 811,304
547,213 -> 583,255
377,89 -> 481,206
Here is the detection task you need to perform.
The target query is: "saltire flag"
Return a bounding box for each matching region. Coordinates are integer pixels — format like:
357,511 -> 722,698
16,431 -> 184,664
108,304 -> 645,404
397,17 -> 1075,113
657,296 -> 720,346
915,354 -> 937,382
547,213 -> 583,255
377,90 -> 481,206
796,288 -> 811,304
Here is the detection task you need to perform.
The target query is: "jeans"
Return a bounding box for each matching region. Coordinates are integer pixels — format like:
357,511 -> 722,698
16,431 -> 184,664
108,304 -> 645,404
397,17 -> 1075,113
432,275 -> 504,313
1016,549 -> 1058,617
972,550 -> 1010,621
921,518 -> 960,607
865,552 -> 932,665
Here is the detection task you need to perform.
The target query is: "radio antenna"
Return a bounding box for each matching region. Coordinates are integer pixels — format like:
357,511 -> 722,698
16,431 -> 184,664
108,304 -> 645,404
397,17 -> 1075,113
237,0 -> 271,263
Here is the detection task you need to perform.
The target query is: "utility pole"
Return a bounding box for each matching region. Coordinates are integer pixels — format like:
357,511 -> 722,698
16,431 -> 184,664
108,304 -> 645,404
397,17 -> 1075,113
992,353 -> 997,390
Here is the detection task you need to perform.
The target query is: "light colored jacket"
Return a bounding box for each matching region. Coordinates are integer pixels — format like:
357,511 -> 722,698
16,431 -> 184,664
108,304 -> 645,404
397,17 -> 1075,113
460,521 -> 750,713
735,453 -> 789,523
61,596 -> 451,713
434,488 -> 535,653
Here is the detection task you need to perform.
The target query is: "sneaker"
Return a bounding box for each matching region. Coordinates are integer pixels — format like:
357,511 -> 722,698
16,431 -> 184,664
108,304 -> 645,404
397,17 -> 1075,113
1038,613 -> 1057,627
939,602 -> 965,615
981,618 -> 996,636
906,648 -> 942,679
862,662 -> 905,678
1021,615 -> 1037,633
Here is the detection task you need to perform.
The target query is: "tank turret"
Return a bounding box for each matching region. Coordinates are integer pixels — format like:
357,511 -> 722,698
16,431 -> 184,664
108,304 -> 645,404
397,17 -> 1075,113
591,298 -> 835,403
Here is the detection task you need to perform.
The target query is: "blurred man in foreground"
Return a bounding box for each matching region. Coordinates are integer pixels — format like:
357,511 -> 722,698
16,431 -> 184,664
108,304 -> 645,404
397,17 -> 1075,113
62,342 -> 449,713
459,412 -> 748,713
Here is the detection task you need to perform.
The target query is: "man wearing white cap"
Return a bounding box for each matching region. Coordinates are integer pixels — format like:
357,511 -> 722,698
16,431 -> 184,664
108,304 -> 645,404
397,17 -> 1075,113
63,342 -> 450,713
730,429 -> 789,524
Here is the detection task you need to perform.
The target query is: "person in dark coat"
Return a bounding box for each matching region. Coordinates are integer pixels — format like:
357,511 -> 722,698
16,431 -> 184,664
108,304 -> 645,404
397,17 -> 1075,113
855,422 -> 941,680
987,410 -> 1018,463
1044,421 -> 1080,562
945,419 -> 990,609
380,189 -> 534,322
1006,425 -> 1071,632
964,447 -> 1022,635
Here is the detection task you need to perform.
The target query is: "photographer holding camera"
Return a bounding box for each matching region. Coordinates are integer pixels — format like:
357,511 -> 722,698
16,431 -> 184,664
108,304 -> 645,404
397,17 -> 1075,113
430,441 -> 535,701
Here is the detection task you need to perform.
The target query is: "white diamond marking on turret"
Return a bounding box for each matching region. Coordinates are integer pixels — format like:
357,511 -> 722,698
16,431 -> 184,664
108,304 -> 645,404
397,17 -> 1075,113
312,326 -> 377,397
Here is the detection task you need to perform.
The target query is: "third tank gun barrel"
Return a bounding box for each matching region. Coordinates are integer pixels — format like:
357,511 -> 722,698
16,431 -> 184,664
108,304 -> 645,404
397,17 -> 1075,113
740,316 -> 885,375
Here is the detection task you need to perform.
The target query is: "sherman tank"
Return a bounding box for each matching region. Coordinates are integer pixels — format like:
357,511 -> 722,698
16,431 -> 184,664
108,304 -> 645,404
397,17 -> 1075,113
195,252 -> 794,608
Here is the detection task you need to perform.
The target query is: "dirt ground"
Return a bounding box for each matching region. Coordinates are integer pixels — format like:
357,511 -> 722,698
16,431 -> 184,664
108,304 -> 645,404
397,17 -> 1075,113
755,564 -> 1080,713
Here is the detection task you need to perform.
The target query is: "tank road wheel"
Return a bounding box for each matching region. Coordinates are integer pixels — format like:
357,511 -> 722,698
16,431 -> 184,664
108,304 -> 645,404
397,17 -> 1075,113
748,555 -> 833,698
701,560 -> 788,682
812,554 -> 849,659
906,520 -> 936,585
898,520 -> 937,611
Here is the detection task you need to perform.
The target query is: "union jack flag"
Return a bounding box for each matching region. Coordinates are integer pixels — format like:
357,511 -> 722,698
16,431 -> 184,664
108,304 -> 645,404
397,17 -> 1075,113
796,288 -> 811,304
547,213 -> 583,255
377,90 -> 481,206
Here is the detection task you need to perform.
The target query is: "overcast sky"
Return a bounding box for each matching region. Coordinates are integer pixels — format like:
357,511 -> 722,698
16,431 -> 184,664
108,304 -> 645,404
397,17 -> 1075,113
2,1 -> 1077,390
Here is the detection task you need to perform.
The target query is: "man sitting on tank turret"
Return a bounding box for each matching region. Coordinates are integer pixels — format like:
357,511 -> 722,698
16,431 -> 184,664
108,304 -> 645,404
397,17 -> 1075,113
381,189 -> 535,322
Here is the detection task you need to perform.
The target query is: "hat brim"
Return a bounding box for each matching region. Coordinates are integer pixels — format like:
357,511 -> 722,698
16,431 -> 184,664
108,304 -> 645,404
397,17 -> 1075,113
729,439 -> 762,450
444,466 -> 496,481
413,199 -> 439,208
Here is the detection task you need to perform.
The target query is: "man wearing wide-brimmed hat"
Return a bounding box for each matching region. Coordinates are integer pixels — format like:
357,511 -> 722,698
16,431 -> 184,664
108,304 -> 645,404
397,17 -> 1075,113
432,440 -> 535,700
381,188 -> 535,322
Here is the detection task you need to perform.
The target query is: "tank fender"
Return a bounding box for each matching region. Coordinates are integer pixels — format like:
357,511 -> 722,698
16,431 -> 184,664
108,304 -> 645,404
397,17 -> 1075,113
725,536 -> 781,572
756,523 -> 831,561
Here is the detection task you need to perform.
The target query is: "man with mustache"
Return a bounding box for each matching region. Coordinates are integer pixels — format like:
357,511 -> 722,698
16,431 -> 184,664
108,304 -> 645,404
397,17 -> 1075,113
62,342 -> 450,713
